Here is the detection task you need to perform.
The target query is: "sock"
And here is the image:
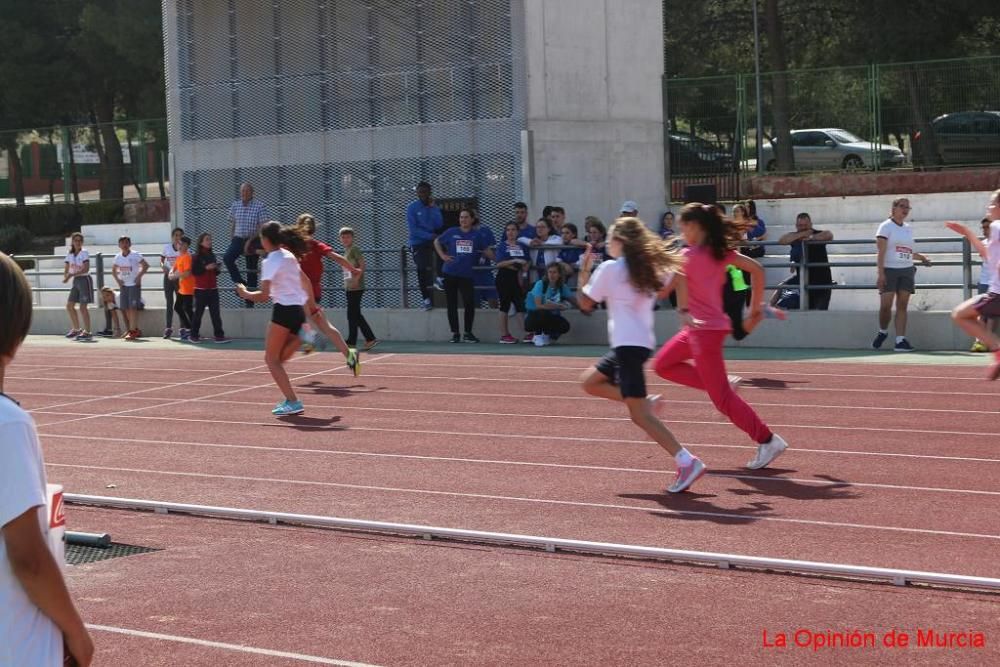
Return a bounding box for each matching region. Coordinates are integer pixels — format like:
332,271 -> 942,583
674,448 -> 694,467
896,336 -> 905,343
878,328 -> 888,335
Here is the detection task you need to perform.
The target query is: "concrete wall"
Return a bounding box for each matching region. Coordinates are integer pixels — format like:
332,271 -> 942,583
29,307 -> 973,351
522,0 -> 665,224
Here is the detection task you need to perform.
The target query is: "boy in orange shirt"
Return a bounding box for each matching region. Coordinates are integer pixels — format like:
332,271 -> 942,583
168,236 -> 196,341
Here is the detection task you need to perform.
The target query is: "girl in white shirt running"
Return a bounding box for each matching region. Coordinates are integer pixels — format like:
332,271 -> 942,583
0,251 -> 94,666
236,221 -> 316,416
577,217 -> 704,493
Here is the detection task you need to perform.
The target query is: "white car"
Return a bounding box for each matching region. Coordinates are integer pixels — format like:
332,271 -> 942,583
761,128 -> 906,171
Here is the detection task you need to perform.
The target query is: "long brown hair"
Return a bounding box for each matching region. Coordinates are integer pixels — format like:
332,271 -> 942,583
679,203 -> 752,261
69,232 -> 84,257
260,220 -> 309,257
0,252 -> 32,359
607,217 -> 683,294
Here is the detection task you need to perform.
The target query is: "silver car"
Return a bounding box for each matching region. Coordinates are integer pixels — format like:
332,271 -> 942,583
762,128 -> 906,171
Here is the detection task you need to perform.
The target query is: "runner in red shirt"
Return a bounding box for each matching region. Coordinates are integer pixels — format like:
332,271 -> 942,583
296,214 -> 362,375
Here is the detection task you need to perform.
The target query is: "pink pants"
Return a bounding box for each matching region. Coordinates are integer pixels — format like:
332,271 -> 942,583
653,328 -> 773,444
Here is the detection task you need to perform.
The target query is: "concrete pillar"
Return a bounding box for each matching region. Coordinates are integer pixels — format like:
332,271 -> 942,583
521,0 -> 665,226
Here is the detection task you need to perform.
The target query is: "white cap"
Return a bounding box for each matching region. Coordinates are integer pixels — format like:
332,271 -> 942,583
620,200 -> 638,214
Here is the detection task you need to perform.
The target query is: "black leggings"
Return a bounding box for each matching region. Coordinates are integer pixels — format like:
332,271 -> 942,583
722,282 -> 748,341
163,274 -> 177,327
525,311 -> 570,338
174,293 -> 193,330
345,290 -> 376,345
495,270 -> 525,314
192,289 -> 225,338
444,275 -> 475,334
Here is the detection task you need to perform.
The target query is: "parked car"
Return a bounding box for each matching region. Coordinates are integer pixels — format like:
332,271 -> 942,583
761,128 -> 905,171
669,132 -> 734,174
912,111 -> 1000,167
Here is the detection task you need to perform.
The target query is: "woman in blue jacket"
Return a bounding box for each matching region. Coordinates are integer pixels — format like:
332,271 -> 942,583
435,208 -> 493,343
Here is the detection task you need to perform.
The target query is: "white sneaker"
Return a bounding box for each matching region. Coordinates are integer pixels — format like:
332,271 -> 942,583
533,334 -> 550,347
728,375 -> 743,393
746,434 -> 788,470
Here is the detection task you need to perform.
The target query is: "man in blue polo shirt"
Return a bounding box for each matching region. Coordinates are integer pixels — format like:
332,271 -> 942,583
407,181 -> 444,311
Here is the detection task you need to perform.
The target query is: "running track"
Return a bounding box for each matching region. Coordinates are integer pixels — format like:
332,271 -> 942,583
7,341 -> 1000,665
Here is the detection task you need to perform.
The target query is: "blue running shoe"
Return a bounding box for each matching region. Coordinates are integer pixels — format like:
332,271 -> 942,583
272,400 -> 304,416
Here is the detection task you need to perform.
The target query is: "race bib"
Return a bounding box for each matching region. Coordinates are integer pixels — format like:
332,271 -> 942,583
119,265 -> 132,278
456,240 -> 474,254
895,245 -> 912,262
343,269 -> 353,281
508,247 -> 524,257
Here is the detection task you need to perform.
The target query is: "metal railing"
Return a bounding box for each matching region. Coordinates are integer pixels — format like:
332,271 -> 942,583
15,235 -> 983,311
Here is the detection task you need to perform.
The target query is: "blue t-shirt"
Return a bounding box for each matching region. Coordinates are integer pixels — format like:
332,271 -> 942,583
516,223 -> 537,240
495,241 -> 531,270
407,200 -> 443,246
474,225 -> 496,265
559,246 -> 583,265
748,216 -> 767,241
439,227 -> 485,279
525,279 -> 573,312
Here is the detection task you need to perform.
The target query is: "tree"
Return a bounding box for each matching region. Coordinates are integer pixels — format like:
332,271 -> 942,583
762,0 -> 794,171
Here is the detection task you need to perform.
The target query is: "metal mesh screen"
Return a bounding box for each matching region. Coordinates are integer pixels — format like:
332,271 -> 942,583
167,0 -> 524,307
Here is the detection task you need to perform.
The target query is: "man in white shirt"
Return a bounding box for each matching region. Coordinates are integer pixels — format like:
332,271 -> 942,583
873,198 -> 932,351
1,251 -> 93,667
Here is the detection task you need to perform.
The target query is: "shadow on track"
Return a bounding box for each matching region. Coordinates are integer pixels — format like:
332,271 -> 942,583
620,491 -> 774,525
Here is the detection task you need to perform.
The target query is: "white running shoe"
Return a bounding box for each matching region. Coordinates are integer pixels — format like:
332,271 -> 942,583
667,457 -> 706,493
746,434 -> 788,470
728,375 -> 743,392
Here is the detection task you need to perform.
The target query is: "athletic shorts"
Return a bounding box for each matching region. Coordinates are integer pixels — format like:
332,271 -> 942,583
881,266 -> 916,294
68,275 -> 94,304
272,303 -> 306,335
973,292 -> 1000,319
119,284 -> 142,310
595,346 -> 652,399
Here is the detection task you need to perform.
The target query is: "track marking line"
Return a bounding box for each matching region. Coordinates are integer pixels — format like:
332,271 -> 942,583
31,407 -> 998,438
34,353 -> 393,429
43,433 -> 1000,497
85,624 -> 379,666
46,463 -> 1000,541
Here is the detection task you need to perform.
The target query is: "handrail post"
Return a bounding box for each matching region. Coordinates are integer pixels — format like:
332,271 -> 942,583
961,236 -> 972,301
95,253 -> 105,292
798,241 -> 808,311
400,247 -> 410,309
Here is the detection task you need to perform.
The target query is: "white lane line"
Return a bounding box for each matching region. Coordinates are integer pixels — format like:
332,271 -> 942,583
31,407 -> 998,437
85,624 -> 379,666
47,463 -> 1000,541
34,353 -> 393,429
43,433 -> 1000,497
44,432 -> 1000,464
365,360 -> 993,381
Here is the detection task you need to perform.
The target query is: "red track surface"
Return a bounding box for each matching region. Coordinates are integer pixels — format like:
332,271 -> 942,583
7,344 -> 1000,665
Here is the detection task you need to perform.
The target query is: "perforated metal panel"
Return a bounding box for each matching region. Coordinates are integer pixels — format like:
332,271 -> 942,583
166,0 -> 526,307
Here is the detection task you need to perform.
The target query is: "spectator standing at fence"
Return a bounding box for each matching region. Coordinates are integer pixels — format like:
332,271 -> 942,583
224,183 -> 269,309
190,233 -> 229,344
169,236 -> 195,342
559,222 -> 585,281
63,232 -> 93,341
513,201 -> 534,240
659,211 -> 676,240
525,263 -> 576,346
620,200 -> 639,217
945,191 -> 1000,379
407,181 -> 444,312
873,198 -> 932,351
435,207 -> 491,343
585,218 -> 610,261
549,206 -> 567,234
526,218 -> 562,282
112,236 -> 149,341
771,213 -> 834,310
0,252 -> 95,667
495,222 -> 531,344
340,227 -> 378,351
472,212 -> 499,309
160,227 -> 183,338
745,200 -> 768,257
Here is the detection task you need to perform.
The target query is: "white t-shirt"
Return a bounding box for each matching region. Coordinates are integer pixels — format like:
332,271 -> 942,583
64,249 -> 89,277
0,395 -> 62,667
985,221 -> 1000,293
876,219 -> 915,270
113,251 -> 145,287
261,248 -> 308,306
582,258 -> 658,350
161,243 -> 181,271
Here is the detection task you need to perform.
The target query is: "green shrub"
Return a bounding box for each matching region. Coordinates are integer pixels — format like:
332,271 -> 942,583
0,200 -> 124,236
0,226 -> 33,254
80,200 -> 124,227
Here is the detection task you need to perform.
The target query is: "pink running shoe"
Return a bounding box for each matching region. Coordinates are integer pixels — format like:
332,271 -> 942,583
499,334 -> 517,344
522,333 -> 535,344
667,457 -> 706,493
65,329 -> 81,339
